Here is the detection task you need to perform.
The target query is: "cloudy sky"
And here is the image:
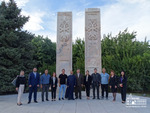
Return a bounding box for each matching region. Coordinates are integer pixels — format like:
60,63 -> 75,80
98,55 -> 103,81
0,0 -> 150,42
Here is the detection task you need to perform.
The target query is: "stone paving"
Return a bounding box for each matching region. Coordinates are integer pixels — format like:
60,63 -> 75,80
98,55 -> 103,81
0,92 -> 149,113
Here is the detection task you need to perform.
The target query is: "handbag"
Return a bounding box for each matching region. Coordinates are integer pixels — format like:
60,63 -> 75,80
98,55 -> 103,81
11,75 -> 19,86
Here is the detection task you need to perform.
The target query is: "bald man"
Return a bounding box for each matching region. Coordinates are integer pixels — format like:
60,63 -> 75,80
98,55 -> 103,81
67,71 -> 76,100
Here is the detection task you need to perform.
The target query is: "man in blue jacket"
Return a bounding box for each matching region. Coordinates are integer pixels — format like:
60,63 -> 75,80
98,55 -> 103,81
28,68 -> 40,104
101,68 -> 109,99
40,69 -> 51,102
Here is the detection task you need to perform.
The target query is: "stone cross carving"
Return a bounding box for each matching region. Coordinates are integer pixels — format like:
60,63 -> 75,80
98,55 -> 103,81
85,8 -> 102,74
56,12 -> 72,76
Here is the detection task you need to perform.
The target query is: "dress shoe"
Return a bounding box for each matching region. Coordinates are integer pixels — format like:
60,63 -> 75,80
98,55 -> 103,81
17,103 -> 21,106
122,101 -> 125,103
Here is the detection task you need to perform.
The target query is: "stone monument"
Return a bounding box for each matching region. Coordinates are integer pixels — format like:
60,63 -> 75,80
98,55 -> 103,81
85,8 -> 102,74
56,12 -> 72,76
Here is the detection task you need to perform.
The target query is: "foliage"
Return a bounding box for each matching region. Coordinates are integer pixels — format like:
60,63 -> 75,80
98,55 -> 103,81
0,0 -> 149,94
101,29 -> 150,92
72,30 -> 150,92
0,0 -> 36,94
73,38 -> 85,74
31,35 -> 56,75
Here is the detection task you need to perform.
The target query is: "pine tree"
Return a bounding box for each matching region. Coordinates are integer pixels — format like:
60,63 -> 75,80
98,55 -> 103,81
0,0 -> 37,94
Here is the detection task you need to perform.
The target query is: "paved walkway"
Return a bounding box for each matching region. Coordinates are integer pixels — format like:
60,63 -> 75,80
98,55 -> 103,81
0,92 -> 149,113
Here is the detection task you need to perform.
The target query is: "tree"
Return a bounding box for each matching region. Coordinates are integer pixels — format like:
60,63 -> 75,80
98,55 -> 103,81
0,1 -> 149,94
73,38 -> 85,74
32,35 -> 56,75
101,29 -> 150,92
0,0 -> 36,94
72,30 -> 150,92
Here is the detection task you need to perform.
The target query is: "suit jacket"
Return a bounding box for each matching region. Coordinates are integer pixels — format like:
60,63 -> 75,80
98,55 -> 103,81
75,73 -> 83,87
91,73 -> 101,86
118,76 -> 127,88
28,72 -> 40,86
50,77 -> 58,88
84,75 -> 92,86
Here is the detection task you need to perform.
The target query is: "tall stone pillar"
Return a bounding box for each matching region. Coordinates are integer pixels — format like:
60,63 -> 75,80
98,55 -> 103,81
56,12 -> 72,76
85,8 -> 102,74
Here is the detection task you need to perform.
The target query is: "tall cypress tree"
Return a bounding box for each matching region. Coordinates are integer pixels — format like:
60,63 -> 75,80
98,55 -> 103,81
0,0 -> 37,94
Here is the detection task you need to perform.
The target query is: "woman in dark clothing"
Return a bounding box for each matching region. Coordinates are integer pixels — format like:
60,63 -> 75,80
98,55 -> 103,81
119,71 -> 127,103
16,70 -> 26,106
50,72 -> 58,101
109,70 -> 118,101
84,70 -> 92,99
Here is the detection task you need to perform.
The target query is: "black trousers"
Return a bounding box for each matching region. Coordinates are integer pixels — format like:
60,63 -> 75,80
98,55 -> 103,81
51,87 -> 57,99
85,85 -> 90,97
75,86 -> 82,99
121,87 -> 126,101
93,84 -> 99,98
41,84 -> 49,101
101,84 -> 108,98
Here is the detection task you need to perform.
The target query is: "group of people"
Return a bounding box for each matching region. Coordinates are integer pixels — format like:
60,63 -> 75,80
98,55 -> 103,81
15,67 -> 127,106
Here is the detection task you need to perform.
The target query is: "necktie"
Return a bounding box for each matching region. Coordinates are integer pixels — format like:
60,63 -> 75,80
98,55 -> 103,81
34,73 -> 36,78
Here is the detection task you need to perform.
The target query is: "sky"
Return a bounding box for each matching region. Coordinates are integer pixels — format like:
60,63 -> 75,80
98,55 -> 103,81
0,0 -> 150,42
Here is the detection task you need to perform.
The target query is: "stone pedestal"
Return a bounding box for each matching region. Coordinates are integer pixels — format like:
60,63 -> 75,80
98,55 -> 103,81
56,12 -> 72,76
85,8 -> 102,74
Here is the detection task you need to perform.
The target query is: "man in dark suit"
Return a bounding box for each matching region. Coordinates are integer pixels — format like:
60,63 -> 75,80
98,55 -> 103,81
28,68 -> 40,104
75,69 -> 84,99
91,68 -> 101,99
